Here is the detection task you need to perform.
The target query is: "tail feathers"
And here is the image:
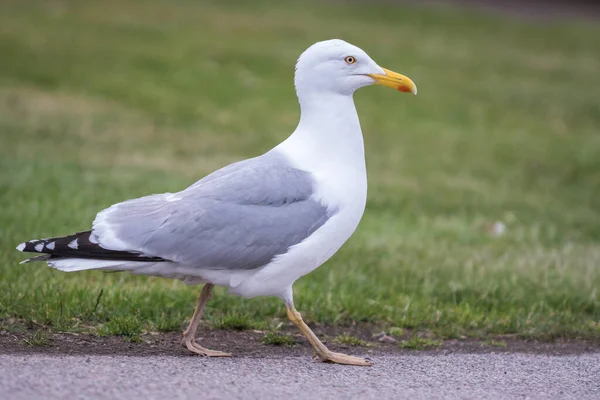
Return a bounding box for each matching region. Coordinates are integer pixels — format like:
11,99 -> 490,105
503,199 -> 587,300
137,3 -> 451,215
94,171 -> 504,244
16,230 -> 166,265
46,257 -> 159,273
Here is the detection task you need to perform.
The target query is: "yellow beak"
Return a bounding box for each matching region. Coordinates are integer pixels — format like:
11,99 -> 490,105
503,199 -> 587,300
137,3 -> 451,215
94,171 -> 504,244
367,68 -> 417,95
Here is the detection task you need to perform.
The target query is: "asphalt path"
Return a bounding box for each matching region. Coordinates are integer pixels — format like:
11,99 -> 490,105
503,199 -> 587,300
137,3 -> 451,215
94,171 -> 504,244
1,352 -> 599,400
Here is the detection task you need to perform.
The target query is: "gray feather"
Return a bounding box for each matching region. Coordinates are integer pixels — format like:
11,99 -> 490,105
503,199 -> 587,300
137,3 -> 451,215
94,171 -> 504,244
92,151 -> 333,270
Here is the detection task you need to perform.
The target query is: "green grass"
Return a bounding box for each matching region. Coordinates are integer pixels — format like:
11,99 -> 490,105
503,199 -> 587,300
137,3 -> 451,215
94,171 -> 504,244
0,0 -> 599,342
399,337 -> 443,350
98,316 -> 144,342
210,313 -> 267,331
22,331 -> 50,347
389,327 -> 405,337
262,332 -> 296,346
334,334 -> 369,347
152,315 -> 185,333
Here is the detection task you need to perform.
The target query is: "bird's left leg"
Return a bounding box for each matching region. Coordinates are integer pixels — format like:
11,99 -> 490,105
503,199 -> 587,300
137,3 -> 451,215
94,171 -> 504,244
182,283 -> 231,357
285,299 -> 371,366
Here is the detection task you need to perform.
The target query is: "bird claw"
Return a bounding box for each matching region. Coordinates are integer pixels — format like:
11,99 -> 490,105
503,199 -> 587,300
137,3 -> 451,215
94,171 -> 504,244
317,351 -> 372,366
183,336 -> 232,357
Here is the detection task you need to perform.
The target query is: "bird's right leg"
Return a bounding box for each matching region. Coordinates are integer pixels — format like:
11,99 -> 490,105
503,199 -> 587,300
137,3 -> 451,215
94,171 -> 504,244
285,300 -> 371,366
182,283 -> 231,357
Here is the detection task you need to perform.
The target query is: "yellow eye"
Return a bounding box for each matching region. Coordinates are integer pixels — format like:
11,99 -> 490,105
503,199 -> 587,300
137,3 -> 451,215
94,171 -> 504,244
344,56 -> 356,65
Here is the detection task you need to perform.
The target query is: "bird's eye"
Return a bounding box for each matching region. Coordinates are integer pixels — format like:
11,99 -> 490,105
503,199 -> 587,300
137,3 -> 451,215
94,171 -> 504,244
344,56 -> 356,65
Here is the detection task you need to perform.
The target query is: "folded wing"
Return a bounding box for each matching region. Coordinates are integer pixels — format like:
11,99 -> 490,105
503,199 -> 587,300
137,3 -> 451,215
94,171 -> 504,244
91,152 -> 332,270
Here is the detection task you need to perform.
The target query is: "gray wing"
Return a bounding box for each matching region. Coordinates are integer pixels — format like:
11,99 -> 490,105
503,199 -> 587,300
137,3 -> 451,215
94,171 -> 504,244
91,151 -> 333,270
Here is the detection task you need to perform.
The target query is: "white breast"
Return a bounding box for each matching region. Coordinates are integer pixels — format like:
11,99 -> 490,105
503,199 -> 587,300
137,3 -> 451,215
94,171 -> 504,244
224,91 -> 368,299
229,148 -> 368,299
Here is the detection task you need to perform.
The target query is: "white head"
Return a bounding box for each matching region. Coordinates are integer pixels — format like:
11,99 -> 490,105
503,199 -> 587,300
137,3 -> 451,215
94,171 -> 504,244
294,39 -> 417,99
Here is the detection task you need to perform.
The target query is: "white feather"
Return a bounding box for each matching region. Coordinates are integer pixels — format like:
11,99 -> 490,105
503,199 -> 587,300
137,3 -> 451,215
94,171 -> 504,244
47,258 -> 157,273
92,206 -> 131,251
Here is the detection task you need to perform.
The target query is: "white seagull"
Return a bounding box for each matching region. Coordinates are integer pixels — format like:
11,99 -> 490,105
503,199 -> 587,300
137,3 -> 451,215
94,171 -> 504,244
16,39 -> 417,366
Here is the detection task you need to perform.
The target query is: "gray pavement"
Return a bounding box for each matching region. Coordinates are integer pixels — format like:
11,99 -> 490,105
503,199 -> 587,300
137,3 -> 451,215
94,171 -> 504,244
1,353 -> 599,400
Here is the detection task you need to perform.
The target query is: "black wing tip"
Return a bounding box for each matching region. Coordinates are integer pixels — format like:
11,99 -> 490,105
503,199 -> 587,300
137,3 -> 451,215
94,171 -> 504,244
16,231 -> 166,262
17,237 -> 58,254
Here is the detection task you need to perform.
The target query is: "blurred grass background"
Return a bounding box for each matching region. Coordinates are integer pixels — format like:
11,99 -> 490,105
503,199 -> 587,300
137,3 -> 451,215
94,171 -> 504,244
0,0 -> 599,340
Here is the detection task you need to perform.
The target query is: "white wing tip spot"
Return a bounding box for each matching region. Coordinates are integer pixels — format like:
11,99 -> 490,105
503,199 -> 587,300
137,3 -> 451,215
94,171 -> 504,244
34,243 -> 44,252
47,241 -> 56,250
68,239 -> 79,250
16,243 -> 26,251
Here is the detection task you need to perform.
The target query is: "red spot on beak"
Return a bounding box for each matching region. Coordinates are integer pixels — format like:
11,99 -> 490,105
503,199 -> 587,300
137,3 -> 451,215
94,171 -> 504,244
398,85 -> 412,93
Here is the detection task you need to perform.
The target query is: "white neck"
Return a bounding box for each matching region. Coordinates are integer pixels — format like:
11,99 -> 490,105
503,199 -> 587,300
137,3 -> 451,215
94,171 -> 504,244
276,92 -> 366,174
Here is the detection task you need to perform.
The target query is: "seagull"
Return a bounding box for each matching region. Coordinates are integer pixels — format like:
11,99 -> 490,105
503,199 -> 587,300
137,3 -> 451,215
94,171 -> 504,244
16,39 -> 417,366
